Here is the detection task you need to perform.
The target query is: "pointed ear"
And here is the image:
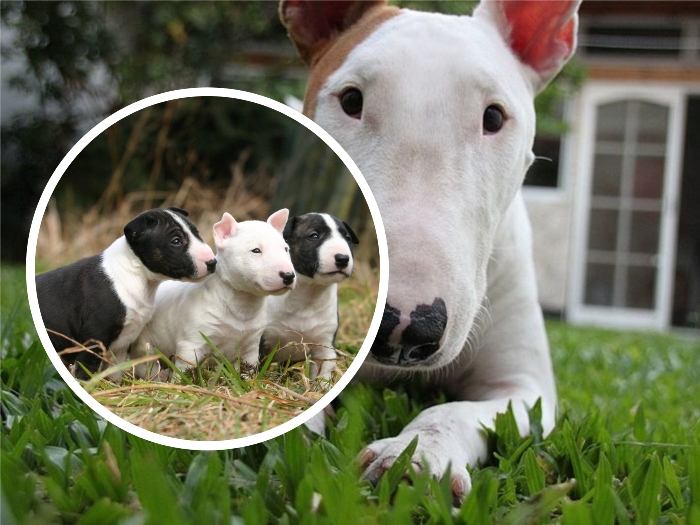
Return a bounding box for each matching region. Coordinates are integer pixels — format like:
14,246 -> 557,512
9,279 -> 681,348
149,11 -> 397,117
213,213 -> 238,246
343,221 -> 360,245
474,0 -> 580,92
124,213 -> 157,242
283,215 -> 298,241
280,0 -> 387,64
267,208 -> 289,234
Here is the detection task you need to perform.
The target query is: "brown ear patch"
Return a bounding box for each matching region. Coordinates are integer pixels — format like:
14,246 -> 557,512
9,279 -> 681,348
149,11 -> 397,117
300,4 -> 401,118
280,0 -> 388,64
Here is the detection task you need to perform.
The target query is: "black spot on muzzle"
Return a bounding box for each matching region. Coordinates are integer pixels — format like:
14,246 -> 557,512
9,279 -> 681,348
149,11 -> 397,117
371,298 -> 447,366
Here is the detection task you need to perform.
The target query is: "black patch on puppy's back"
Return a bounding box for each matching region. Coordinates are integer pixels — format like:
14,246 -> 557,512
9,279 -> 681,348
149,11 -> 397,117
124,208 -> 200,279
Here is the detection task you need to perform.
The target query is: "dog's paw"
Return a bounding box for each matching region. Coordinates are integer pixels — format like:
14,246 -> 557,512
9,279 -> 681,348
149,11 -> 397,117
358,430 -> 472,504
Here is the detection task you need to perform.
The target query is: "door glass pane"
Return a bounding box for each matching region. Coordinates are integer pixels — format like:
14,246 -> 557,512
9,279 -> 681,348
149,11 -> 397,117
596,101 -> 627,142
625,265 -> 656,309
633,156 -> 665,198
585,263 -> 615,306
583,97 -> 670,313
630,211 -> 660,254
588,209 -> 618,251
638,102 -> 669,144
592,154 -> 623,196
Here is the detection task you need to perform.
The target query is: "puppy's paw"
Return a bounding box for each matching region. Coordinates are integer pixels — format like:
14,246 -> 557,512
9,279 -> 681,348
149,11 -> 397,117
358,433 -> 472,504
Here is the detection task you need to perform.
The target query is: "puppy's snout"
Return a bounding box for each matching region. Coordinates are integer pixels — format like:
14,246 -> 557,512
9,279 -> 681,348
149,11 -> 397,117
371,298 -> 447,366
280,271 -> 295,286
205,258 -> 217,274
334,253 -> 350,269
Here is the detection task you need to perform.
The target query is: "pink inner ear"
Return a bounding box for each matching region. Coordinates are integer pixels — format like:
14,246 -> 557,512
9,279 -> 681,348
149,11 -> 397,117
213,213 -> 237,245
267,209 -> 289,234
503,0 -> 577,74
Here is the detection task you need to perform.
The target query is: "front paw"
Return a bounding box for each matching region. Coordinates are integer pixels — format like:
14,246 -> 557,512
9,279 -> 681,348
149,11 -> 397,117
358,430 -> 473,504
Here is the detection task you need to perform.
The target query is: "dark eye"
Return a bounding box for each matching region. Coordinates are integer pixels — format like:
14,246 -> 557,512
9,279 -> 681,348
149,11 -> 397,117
252,248 -> 261,254
340,88 -> 363,119
171,237 -> 182,246
483,105 -> 505,134
285,247 -> 289,252
309,232 -> 319,240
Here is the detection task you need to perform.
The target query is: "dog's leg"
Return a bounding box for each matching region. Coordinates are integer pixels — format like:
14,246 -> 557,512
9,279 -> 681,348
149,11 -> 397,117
359,196 -> 556,502
309,344 -> 336,383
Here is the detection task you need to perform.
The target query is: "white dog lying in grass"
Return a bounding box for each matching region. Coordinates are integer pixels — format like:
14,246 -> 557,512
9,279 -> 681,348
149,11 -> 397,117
128,209 -> 296,379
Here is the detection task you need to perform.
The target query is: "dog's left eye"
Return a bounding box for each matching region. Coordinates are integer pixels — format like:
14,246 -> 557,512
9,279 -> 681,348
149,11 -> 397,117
483,105 -> 505,134
252,248 -> 261,254
171,237 -> 182,246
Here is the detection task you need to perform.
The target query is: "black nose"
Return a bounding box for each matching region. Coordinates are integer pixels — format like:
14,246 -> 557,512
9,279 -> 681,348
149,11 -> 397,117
335,253 -> 350,269
206,259 -> 217,274
280,271 -> 295,286
371,298 -> 447,366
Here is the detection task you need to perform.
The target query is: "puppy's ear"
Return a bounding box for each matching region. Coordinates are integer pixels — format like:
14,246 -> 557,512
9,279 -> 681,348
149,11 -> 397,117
280,0 -> 389,64
213,212 -> 238,246
343,221 -> 360,244
283,215 -> 298,241
124,213 -> 158,242
267,208 -> 289,234
166,206 -> 190,217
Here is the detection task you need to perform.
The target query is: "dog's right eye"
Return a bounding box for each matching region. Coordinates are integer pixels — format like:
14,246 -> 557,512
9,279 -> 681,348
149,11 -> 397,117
309,232 -> 319,240
340,88 -> 362,119
252,248 -> 261,254
171,237 -> 182,246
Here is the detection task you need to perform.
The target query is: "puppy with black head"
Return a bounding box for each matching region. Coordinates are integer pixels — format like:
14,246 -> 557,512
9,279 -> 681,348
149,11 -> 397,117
262,213 -> 359,383
36,207 -> 216,377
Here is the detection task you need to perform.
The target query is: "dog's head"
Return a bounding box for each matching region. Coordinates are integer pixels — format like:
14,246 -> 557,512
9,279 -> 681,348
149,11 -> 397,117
124,207 -> 216,282
282,0 -> 579,370
283,212 -> 359,285
212,209 -> 296,296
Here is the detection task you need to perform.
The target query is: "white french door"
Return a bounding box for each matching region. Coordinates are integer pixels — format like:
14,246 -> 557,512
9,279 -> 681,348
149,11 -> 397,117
569,84 -> 685,330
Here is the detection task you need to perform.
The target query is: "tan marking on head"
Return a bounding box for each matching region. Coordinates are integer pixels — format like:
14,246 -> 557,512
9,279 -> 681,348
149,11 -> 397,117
302,5 -> 401,118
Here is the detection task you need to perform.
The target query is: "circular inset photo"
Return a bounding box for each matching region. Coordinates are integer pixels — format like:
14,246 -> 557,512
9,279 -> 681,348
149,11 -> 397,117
27,88 -> 387,448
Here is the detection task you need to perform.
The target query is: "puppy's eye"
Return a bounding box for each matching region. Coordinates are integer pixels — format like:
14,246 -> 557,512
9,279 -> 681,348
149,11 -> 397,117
309,232 -> 319,240
340,88 -> 362,119
171,237 -> 182,246
483,105 -> 505,134
252,248 -> 261,254
285,247 -> 289,252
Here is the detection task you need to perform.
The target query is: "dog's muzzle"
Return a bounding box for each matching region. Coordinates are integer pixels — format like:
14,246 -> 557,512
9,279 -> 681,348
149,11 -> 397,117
371,298 -> 447,366
206,258 -> 217,274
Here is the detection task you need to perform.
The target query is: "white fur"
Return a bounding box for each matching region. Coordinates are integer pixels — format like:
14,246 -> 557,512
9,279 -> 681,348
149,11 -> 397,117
105,221 -> 216,370
129,210 -> 295,378
300,0 -> 579,500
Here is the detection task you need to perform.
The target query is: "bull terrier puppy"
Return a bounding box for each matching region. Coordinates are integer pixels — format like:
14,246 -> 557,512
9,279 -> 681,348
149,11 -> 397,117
36,207 -> 216,377
129,209 -> 295,379
261,213 -> 359,383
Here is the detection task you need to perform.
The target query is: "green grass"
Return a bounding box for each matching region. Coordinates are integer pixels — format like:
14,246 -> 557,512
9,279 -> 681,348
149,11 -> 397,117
3,264 -> 699,524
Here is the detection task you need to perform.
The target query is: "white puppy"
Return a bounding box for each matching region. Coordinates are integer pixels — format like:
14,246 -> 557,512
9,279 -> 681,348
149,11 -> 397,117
129,209 -> 295,378
262,213 -> 359,382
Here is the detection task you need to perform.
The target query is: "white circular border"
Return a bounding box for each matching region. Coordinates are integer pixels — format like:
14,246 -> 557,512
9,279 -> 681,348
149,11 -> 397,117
26,87 -> 388,451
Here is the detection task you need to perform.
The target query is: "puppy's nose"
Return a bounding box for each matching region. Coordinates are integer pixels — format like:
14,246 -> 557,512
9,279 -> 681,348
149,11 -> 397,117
206,259 -> 217,274
279,271 -> 295,286
371,298 -> 447,366
335,253 -> 350,269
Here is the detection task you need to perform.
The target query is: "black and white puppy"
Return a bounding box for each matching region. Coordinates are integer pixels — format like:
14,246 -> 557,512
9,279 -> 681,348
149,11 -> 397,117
36,207 -> 217,377
262,213 -> 359,382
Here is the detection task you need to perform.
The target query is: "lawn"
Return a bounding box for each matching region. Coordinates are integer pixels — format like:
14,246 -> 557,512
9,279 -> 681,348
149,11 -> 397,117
2,264 -> 699,524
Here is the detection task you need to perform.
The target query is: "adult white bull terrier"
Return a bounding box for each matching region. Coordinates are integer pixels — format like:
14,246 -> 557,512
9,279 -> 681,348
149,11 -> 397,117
128,209 -> 296,379
261,212 -> 359,382
280,0 -> 580,500
36,207 -> 216,378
